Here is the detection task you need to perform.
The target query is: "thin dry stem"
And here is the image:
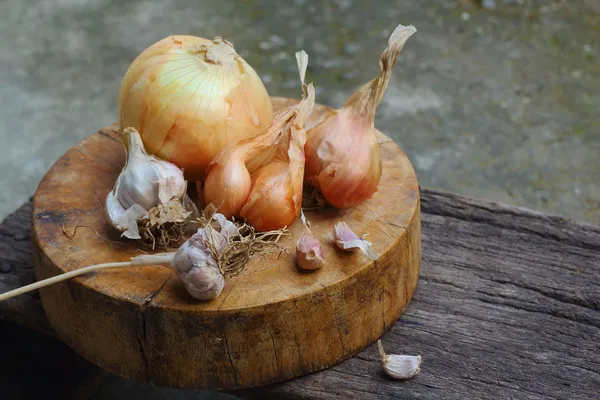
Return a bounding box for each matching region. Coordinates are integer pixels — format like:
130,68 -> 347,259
344,24 -> 417,121
378,339 -> 388,361
61,223 -> 125,246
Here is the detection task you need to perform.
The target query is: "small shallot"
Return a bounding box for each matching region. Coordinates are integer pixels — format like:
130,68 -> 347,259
304,24 -> 417,208
203,51 -> 316,231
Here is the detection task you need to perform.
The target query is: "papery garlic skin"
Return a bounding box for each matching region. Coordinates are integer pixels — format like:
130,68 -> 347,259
305,24 -> 416,208
118,35 -> 273,181
171,229 -> 225,301
105,127 -> 187,239
296,234 -> 325,270
333,221 -> 377,260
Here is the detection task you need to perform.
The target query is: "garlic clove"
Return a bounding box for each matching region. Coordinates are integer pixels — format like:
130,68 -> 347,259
333,221 -> 377,260
171,231 -> 225,301
116,127 -> 187,211
105,195 -> 147,239
378,340 -> 421,380
296,234 -> 325,270
213,213 -> 238,240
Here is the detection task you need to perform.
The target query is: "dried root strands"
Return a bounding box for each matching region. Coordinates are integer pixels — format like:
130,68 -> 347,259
304,24 -> 417,208
203,50 -> 316,232
378,339 -> 422,380
105,127 -> 197,249
171,211 -> 289,298
194,208 -> 289,277
296,210 -> 325,270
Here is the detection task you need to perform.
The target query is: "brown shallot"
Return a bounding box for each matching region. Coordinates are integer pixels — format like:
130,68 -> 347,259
304,24 -> 416,208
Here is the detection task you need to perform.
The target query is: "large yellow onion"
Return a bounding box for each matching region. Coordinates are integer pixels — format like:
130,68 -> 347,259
117,35 -> 273,181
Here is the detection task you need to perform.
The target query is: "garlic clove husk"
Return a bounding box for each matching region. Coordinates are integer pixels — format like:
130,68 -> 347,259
213,213 -> 238,240
304,24 -> 416,209
296,233 -> 325,270
333,221 -> 377,260
171,229 -> 225,301
106,127 -> 192,243
105,198 -> 147,239
378,340 -> 421,380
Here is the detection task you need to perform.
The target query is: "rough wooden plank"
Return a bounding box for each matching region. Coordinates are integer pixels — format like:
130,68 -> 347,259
234,188 -> 600,400
0,201 -> 53,336
1,188 -> 599,399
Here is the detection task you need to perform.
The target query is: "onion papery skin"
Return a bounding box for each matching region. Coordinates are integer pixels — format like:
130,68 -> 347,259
118,35 -> 273,181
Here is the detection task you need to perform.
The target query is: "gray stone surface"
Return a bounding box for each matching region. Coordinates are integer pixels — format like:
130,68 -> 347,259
1,0 -> 598,225
0,0 -> 598,398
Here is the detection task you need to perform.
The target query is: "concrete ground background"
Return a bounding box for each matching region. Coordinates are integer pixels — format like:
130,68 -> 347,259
0,0 -> 598,399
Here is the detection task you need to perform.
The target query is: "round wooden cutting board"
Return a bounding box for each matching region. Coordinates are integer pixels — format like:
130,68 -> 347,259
31,97 -> 421,390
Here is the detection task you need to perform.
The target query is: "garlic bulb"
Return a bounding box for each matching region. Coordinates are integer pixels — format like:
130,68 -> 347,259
296,210 -> 325,270
118,35 -> 273,181
203,51 -> 316,231
171,229 -> 225,301
304,24 -> 416,208
105,127 -> 189,240
378,340 -> 422,380
333,221 -> 377,260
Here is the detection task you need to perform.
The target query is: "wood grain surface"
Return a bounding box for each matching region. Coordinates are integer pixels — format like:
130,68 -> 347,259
1,189 -> 599,399
28,97 -> 421,390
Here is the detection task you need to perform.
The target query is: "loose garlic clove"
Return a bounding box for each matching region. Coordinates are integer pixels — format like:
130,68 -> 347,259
333,221 -> 377,260
378,340 -> 421,380
296,209 -> 325,270
296,234 -> 325,270
171,228 -> 226,301
105,127 -> 189,240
